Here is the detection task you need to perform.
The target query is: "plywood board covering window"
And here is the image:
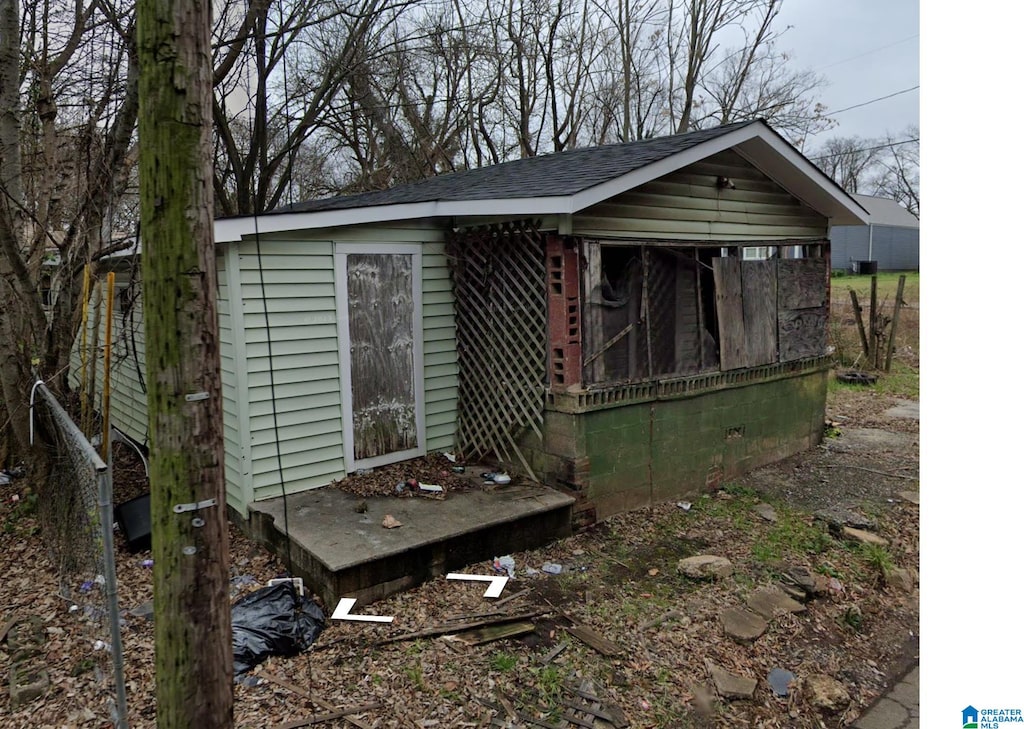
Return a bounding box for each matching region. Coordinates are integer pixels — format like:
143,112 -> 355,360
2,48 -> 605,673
583,241 -> 827,385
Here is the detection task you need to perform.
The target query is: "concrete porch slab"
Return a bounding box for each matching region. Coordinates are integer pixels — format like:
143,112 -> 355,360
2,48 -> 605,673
245,484 -> 575,609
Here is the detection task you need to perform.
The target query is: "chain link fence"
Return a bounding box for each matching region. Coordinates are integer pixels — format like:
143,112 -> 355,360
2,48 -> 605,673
30,380 -> 129,728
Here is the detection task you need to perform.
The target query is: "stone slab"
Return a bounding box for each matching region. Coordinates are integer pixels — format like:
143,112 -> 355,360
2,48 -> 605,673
720,607 -> 768,642
842,526 -> 889,547
678,555 -> 733,580
706,660 -> 757,699
746,586 -> 807,619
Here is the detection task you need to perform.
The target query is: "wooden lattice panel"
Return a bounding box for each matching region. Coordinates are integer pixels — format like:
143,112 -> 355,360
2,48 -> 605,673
446,222 -> 548,475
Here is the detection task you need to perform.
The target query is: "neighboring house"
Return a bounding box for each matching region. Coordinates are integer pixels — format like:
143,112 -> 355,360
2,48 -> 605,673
830,193 -> 919,272
79,119 -> 868,525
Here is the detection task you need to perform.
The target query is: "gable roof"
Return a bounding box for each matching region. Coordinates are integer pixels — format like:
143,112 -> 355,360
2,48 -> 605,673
215,119 -> 869,242
273,122 -> 755,213
850,193 -> 919,228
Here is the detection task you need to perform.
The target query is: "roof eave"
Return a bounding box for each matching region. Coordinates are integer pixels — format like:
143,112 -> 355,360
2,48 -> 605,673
730,130 -> 871,226
215,196 -> 575,242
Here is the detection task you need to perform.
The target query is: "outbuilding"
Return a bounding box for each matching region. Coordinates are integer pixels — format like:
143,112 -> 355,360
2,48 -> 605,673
90,119 -> 868,527
829,192 -> 918,272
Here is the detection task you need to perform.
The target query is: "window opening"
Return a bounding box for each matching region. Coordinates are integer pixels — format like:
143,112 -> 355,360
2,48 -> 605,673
582,240 -> 828,386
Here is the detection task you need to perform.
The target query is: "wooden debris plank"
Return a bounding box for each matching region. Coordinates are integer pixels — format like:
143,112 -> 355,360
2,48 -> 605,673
272,702 -> 382,729
640,609 -> 682,630
263,673 -> 337,712
450,621 -> 535,646
493,587 -> 531,608
558,698 -> 617,724
541,641 -> 569,664
565,625 -> 623,656
377,610 -> 551,645
572,682 -> 628,729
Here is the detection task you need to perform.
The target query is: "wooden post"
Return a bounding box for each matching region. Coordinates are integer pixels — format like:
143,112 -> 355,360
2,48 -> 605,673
849,290 -> 870,361
868,275 -> 878,367
79,265 -> 92,424
138,0 -> 233,725
884,275 -> 907,372
101,272 -> 114,462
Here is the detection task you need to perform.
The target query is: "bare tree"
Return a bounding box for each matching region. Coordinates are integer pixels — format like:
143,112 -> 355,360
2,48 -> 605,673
870,127 -> 919,216
0,0 -> 138,461
809,129 -> 919,214
810,135 -> 881,194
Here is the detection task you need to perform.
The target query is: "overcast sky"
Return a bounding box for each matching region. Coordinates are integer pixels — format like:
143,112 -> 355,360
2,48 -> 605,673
774,0 -> 919,145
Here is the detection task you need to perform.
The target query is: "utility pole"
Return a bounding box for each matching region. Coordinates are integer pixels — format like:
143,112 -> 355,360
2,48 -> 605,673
137,0 -> 233,725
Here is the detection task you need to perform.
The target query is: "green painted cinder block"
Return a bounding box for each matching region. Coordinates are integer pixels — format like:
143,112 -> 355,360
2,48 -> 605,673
543,370 -> 828,519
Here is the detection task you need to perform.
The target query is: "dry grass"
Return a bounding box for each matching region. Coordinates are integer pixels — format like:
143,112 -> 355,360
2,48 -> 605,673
829,272 -> 919,399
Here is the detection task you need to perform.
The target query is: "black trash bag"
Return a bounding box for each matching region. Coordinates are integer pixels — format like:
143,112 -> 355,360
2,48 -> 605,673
231,582 -> 325,677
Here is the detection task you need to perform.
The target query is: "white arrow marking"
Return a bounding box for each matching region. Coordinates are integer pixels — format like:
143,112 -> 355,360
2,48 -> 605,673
446,573 -> 509,599
330,597 -> 394,623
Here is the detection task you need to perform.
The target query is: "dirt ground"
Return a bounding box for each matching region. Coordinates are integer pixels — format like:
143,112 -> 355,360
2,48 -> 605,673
0,377 -> 919,729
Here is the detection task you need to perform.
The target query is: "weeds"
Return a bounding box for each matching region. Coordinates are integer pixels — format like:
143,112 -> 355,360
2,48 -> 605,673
489,651 -> 517,672
859,542 -> 894,580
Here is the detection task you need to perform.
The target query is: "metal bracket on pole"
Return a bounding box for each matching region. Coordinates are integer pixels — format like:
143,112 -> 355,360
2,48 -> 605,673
173,498 -> 217,514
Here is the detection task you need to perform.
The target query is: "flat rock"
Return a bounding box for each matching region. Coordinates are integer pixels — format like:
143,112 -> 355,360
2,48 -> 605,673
720,607 -> 768,642
782,565 -> 815,593
885,567 -> 916,592
842,526 -> 889,547
898,490 -> 920,505
746,586 -> 807,619
678,555 -> 733,580
803,674 -> 851,711
705,660 -> 757,699
752,503 -> 778,522
814,506 -> 876,531
777,582 -> 808,601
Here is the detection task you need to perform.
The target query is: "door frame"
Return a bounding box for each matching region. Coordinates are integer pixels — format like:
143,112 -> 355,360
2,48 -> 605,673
334,243 -> 426,472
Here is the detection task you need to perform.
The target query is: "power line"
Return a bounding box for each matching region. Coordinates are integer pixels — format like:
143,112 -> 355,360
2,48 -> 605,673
818,34 -> 919,71
829,86 -> 919,116
811,137 -> 919,161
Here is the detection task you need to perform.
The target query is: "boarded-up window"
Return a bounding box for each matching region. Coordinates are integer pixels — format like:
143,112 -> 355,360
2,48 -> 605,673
347,253 -> 417,460
583,242 -> 827,384
777,258 -> 827,361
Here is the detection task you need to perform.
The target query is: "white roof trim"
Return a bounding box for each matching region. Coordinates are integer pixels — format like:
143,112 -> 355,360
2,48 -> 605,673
566,123 -> 768,212
215,120 -> 868,242
215,196 -> 575,242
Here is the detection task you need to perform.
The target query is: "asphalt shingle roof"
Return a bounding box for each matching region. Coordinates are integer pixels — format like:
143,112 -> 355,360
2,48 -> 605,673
270,120 -> 757,215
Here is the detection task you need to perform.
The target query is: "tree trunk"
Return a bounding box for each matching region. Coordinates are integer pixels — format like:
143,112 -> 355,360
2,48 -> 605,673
137,0 -> 232,725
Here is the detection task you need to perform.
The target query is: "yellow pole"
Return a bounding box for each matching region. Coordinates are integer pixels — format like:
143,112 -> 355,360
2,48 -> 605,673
79,264 -> 92,423
101,272 -> 115,462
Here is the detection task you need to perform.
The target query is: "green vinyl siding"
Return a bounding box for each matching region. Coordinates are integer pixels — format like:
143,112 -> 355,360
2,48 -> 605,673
67,269 -> 149,446
235,239 -> 346,504
218,248 -> 246,514
574,149 -> 828,241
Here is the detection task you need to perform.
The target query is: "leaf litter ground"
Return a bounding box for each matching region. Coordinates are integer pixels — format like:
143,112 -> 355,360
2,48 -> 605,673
0,384 -> 918,728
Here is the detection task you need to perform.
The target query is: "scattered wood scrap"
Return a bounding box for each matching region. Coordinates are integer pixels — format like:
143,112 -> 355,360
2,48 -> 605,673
565,625 -> 623,656
641,609 -> 683,630
448,621 -> 535,646
540,641 -> 568,664
376,610 -> 551,645
271,702 -> 381,729
262,673 -> 337,712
